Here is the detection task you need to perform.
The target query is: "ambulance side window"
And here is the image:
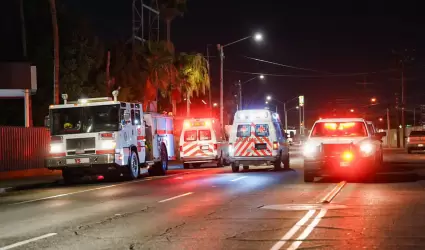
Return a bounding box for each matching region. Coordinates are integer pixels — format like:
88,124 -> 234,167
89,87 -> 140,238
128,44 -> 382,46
131,110 -> 135,125
134,110 -> 141,125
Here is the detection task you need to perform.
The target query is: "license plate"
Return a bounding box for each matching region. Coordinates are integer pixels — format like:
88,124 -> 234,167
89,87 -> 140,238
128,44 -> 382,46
66,158 -> 90,164
201,145 -> 209,150
419,144 -> 424,147
255,143 -> 267,150
340,162 -> 350,167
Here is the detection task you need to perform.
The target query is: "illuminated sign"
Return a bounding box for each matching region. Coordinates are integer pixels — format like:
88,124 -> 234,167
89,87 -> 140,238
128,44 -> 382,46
299,96 -> 304,106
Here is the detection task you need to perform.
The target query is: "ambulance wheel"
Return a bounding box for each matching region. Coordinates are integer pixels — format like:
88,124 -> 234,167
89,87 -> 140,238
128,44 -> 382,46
273,153 -> 283,170
304,172 -> 315,182
217,155 -> 224,168
231,163 -> 240,173
149,143 -> 168,176
243,165 -> 249,171
283,153 -> 290,169
127,150 -> 140,180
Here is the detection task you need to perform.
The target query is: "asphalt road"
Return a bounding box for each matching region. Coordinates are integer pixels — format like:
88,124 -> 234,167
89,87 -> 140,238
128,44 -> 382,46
1,148 -> 425,250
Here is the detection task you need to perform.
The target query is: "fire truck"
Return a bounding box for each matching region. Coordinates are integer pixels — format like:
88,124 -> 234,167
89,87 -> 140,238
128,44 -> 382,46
45,91 -> 174,183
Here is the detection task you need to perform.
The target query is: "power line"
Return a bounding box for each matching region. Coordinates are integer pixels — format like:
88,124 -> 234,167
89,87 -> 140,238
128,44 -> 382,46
225,67 -> 399,78
241,56 -> 331,74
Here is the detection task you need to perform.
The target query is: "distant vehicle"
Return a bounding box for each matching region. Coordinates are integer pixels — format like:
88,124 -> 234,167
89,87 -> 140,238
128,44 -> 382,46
303,118 -> 385,182
45,92 -> 173,183
228,109 -> 290,172
286,129 -> 296,145
179,118 -> 229,168
407,130 -> 425,154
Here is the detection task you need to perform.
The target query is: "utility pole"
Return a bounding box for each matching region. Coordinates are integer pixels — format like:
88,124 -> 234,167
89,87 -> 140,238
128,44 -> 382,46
218,44 -> 224,129
401,62 -> 406,148
206,44 -> 212,114
387,108 -> 391,147
238,80 -> 242,109
395,93 -> 400,148
299,106 -> 302,135
284,102 -> 288,132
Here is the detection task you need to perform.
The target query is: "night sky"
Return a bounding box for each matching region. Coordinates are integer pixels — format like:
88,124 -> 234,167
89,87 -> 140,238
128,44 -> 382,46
1,0 -> 424,126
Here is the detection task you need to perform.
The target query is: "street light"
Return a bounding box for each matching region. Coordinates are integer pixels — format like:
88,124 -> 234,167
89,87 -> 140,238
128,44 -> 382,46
266,95 -> 272,101
379,117 -> 383,122
237,74 -> 265,110
218,32 -> 263,129
350,109 -> 355,113
265,101 -> 269,104
371,97 -> 377,103
213,103 -> 218,107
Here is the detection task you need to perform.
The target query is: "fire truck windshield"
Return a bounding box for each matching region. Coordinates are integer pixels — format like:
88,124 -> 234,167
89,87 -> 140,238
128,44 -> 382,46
311,121 -> 367,137
51,105 -> 120,135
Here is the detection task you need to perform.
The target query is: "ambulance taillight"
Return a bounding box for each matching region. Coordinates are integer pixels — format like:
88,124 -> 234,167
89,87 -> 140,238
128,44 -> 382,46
214,144 -> 218,150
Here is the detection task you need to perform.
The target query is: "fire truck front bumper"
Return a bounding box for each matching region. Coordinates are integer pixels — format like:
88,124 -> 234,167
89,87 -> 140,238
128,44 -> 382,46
46,154 -> 116,170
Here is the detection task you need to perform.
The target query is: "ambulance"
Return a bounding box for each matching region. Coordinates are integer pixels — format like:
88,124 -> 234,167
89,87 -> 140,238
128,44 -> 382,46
179,118 -> 229,168
228,109 -> 290,172
45,91 -> 174,183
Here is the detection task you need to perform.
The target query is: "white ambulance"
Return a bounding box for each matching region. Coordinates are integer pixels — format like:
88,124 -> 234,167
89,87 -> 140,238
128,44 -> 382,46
228,109 -> 290,172
179,118 -> 229,168
45,91 -> 174,183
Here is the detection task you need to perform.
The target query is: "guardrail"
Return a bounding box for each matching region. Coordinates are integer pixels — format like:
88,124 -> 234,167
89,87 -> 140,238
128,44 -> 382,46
0,127 -> 50,172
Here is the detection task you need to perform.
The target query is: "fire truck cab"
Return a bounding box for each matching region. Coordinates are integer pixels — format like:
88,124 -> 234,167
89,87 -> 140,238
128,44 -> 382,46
45,92 -> 173,183
228,109 -> 290,172
179,118 -> 229,168
303,118 -> 386,182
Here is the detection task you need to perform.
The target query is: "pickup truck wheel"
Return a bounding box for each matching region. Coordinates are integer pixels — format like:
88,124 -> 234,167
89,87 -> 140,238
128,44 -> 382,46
231,163 -> 240,173
127,150 -> 140,180
304,172 -> 315,182
149,144 -> 168,176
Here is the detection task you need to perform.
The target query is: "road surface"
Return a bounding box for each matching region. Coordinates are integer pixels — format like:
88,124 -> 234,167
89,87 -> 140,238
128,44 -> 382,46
1,147 -> 425,249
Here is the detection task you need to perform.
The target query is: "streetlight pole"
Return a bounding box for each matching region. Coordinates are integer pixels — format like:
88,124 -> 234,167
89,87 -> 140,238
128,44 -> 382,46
387,108 -> 391,147
284,102 -> 288,131
238,80 -> 242,109
217,33 -> 263,129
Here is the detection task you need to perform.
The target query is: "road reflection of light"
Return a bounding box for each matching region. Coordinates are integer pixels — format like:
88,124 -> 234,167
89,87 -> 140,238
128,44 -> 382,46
46,199 -> 71,208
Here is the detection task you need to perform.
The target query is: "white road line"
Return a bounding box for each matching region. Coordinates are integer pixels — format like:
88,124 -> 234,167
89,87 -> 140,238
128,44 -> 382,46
158,192 -> 193,203
8,172 -> 192,206
269,210 -> 316,250
0,233 -> 57,250
230,176 -> 247,182
287,209 -> 327,250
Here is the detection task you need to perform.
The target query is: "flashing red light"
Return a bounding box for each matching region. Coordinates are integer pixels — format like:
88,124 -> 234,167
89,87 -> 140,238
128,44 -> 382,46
100,133 -> 114,138
273,141 -> 279,150
324,123 -> 337,130
342,151 -> 354,162
97,175 -> 105,181
214,144 -> 218,150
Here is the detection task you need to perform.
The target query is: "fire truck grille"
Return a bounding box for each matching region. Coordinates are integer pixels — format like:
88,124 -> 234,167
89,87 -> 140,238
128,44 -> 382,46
66,138 -> 96,151
322,144 -> 352,156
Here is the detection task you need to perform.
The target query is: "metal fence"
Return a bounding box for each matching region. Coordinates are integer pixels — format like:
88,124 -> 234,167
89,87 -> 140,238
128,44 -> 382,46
0,127 -> 50,172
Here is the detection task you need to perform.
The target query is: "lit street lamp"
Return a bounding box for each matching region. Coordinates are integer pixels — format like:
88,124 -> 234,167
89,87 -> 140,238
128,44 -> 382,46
213,103 -> 218,107
371,97 -> 377,103
350,109 -> 355,113
379,117 -> 383,122
218,32 -> 263,129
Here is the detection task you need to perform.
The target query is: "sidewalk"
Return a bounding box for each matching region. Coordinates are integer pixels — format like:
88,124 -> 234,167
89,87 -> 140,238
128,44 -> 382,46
0,169 -> 62,193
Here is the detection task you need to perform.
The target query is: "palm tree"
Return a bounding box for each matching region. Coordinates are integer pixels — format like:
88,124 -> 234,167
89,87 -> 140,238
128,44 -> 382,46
178,53 -> 210,116
158,0 -> 187,44
48,0 -> 60,104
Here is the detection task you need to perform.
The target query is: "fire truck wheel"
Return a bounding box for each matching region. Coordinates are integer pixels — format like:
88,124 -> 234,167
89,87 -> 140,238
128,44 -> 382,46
183,163 -> 191,169
127,150 -> 140,180
149,143 -> 168,176
231,163 -> 240,173
62,169 -> 76,185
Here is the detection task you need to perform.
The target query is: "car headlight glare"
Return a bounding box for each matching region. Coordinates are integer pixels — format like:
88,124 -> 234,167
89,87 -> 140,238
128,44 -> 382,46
303,143 -> 317,157
360,143 -> 374,155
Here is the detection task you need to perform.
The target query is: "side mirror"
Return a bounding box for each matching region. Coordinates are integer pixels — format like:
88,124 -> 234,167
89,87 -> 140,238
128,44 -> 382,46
374,132 -> 386,140
44,115 -> 50,128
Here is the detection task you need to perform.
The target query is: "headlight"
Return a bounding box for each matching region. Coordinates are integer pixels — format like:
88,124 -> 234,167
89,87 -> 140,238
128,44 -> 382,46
101,140 -> 116,150
50,144 -> 63,153
303,143 -> 318,157
359,143 -> 374,155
